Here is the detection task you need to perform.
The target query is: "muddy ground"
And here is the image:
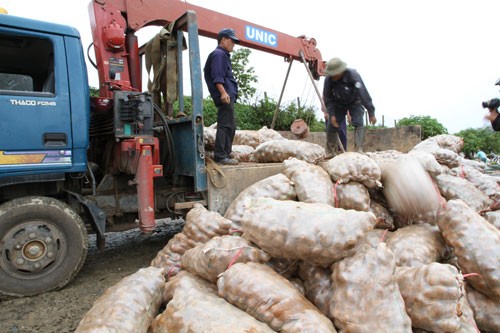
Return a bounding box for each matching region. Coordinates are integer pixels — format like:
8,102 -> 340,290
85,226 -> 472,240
0,219 -> 184,333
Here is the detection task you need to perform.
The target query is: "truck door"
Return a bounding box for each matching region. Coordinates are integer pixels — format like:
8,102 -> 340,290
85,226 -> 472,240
0,27 -> 73,176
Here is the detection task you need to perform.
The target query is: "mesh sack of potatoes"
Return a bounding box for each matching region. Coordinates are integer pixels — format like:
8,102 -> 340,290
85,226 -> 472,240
150,270 -> 275,333
257,126 -> 285,142
426,134 -> 464,153
297,261 -> 334,319
230,144 -> 255,162
368,150 -> 443,176
205,145 -> 256,162
448,165 -> 500,200
323,152 -> 382,188
240,197 -> 376,267
233,129 -> 261,148
282,157 -> 334,205
465,284 -> 500,333
203,127 -> 217,150
180,203 -> 233,241
483,210 -> 500,229
224,173 -> 297,229
436,173 -> 493,212
437,199 -> 500,301
151,204 -> 232,275
411,140 -> 461,168
217,262 -> 337,333
369,201 -> 395,230
149,232 -> 195,276
386,224 -> 450,267
253,139 -> 326,163
330,243 -> 412,332
395,263 -> 477,332
366,149 -> 404,167
333,181 -> 370,211
180,235 -> 271,282
381,158 -> 442,225
407,149 -> 444,175
459,156 -> 487,172
75,267 -> 165,333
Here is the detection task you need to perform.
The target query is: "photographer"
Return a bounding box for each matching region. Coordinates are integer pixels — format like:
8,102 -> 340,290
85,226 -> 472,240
482,98 -> 500,131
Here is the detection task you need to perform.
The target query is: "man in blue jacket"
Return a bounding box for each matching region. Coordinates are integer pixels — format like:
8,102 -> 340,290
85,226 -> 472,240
204,28 -> 240,165
323,57 -> 376,153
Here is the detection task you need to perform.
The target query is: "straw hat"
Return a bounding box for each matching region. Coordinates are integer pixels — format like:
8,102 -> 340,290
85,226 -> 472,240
325,57 -> 347,76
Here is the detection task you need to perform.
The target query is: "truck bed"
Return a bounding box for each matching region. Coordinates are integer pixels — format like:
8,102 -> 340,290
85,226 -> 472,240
206,162 -> 282,215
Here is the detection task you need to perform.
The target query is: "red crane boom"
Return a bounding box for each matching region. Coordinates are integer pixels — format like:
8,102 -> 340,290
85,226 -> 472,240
89,0 -> 325,97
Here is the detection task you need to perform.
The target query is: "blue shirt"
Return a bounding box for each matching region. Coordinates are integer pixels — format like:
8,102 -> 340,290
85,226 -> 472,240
323,68 -> 375,116
204,46 -> 238,103
477,151 -> 487,162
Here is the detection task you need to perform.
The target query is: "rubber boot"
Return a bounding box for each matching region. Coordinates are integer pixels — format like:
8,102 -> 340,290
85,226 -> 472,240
326,131 -> 341,158
354,127 -> 366,153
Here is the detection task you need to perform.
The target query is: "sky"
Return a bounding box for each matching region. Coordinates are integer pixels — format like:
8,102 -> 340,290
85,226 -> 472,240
2,0 -> 500,134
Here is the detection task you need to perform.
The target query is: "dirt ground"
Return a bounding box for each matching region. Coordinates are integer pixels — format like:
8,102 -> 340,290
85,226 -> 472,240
0,219 -> 184,333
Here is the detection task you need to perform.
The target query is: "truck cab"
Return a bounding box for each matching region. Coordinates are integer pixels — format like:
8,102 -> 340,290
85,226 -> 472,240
0,14 -> 89,184
0,14 -> 93,297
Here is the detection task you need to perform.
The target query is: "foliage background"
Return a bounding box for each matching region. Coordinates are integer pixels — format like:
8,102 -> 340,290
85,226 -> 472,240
91,48 -> 500,155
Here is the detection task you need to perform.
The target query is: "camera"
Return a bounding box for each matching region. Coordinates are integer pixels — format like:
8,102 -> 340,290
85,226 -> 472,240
482,98 -> 500,110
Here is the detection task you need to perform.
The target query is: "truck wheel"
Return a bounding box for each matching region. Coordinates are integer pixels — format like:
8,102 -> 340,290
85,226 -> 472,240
0,196 -> 88,297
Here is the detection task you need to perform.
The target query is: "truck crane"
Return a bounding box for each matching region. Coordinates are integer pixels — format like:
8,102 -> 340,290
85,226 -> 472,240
0,0 -> 326,297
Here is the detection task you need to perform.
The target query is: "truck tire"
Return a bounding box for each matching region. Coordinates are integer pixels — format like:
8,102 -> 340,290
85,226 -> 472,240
0,196 -> 88,297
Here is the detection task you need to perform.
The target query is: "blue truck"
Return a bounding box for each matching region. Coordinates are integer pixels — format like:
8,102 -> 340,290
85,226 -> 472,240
0,1 -> 325,297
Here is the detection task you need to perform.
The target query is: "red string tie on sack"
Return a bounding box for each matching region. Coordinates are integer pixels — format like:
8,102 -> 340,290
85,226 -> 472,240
379,229 -> 389,243
462,272 -> 482,279
167,264 -> 180,280
227,248 -> 244,270
333,179 -> 341,208
229,228 -> 243,235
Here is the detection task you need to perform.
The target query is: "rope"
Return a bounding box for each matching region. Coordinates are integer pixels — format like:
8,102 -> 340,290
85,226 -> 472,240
205,157 -> 227,188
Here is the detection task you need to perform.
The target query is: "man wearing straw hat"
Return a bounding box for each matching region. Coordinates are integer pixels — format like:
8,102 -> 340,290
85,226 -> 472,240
323,57 -> 376,153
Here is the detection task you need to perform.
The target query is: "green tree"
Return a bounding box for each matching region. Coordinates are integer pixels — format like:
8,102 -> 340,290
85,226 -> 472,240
231,48 -> 257,103
397,115 -> 447,140
234,94 -> 323,131
90,86 -> 99,97
455,127 -> 500,156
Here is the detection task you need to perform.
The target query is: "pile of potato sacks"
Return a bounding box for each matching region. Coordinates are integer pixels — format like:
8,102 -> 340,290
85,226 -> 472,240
75,134 -> 500,333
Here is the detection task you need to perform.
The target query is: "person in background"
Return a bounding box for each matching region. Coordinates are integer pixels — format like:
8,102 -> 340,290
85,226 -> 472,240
323,57 -> 376,153
476,150 -> 488,163
482,97 -> 500,132
204,28 -> 240,165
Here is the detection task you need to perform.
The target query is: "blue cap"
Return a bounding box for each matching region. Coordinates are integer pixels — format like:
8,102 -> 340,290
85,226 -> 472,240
218,28 -> 240,44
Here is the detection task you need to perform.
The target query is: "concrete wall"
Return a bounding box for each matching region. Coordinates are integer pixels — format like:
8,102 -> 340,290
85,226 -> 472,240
279,125 -> 422,153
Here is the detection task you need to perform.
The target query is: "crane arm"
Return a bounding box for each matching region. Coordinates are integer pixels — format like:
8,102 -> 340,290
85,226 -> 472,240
89,0 -> 326,96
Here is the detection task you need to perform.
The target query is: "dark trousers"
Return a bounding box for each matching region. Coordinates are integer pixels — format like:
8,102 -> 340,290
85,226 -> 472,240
330,103 -> 365,129
214,101 -> 236,161
326,117 -> 347,150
